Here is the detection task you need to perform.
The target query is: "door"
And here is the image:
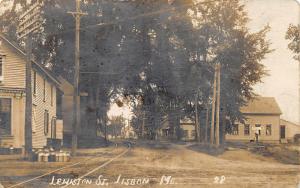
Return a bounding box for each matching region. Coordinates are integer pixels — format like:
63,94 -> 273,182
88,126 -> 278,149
0,98 -> 12,135
280,125 -> 286,139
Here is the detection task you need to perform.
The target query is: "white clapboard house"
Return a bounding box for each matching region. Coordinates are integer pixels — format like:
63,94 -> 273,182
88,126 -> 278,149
0,34 -> 63,149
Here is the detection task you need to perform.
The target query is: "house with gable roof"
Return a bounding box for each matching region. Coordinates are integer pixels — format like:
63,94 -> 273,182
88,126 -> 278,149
0,34 -> 63,149
226,97 -> 284,143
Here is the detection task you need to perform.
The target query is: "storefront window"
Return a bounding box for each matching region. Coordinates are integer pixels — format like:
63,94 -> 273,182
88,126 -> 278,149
0,98 -> 11,135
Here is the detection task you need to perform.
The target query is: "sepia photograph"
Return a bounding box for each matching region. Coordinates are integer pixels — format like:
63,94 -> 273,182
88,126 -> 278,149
0,0 -> 299,187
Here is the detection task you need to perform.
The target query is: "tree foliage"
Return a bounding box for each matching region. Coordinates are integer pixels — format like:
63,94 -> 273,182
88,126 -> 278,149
0,0 -> 271,140
286,24 -> 300,61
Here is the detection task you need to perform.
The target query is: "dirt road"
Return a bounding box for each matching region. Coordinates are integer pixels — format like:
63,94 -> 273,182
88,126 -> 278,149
0,143 -> 299,188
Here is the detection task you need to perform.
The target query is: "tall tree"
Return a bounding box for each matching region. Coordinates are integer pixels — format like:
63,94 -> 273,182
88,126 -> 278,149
0,0 -> 271,143
286,24 -> 300,61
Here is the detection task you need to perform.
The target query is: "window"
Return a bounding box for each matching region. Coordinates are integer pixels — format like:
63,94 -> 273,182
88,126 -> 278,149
255,124 -> 261,135
50,85 -> 53,106
232,124 -> 239,135
44,110 -> 49,135
33,71 -> 37,95
0,98 -> 11,135
32,105 -> 37,133
266,124 -> 272,136
51,117 -> 56,139
244,124 -> 250,135
0,55 -> 4,81
43,79 -> 46,102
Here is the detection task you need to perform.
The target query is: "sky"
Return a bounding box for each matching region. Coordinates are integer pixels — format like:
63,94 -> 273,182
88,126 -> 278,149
244,0 -> 299,124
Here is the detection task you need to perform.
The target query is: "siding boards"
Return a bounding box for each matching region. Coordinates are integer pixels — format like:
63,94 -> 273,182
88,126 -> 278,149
0,43 -> 25,88
32,71 -> 57,148
226,115 -> 281,143
1,39 -> 59,149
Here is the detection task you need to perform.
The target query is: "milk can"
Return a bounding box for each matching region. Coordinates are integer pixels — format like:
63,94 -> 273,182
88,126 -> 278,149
37,149 -> 43,162
43,152 -> 49,162
31,149 -> 38,162
55,152 -> 60,162
38,152 -> 44,162
58,151 -> 63,162
49,152 -> 56,162
65,153 -> 71,162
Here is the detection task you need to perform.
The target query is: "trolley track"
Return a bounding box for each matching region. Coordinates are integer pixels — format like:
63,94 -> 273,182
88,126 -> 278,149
6,144 -> 131,188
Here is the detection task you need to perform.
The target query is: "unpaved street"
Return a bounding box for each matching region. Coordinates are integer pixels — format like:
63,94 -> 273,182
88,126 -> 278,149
0,143 -> 299,188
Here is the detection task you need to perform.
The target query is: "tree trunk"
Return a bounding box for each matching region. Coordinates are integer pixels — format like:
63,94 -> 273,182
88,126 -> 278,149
205,104 -> 209,143
104,114 -> 108,144
210,64 -> 217,146
141,110 -> 145,139
215,63 -> 221,147
94,85 -> 100,138
220,105 -> 227,145
173,99 -> 181,140
195,93 -> 200,142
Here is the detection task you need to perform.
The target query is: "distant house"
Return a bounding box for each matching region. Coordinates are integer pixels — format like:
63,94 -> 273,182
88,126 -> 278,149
0,34 -> 63,149
158,117 -> 196,141
226,97 -> 283,143
180,118 -> 196,141
157,97 -> 297,144
280,119 -> 300,143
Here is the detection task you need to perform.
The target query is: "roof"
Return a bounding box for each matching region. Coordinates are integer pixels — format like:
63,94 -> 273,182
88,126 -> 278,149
0,33 -> 60,86
180,118 -> 195,124
280,119 -> 300,127
240,97 -> 282,115
58,76 -> 73,95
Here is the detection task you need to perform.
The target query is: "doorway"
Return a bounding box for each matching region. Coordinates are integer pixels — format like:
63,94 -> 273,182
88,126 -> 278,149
280,125 -> 286,139
0,98 -> 12,135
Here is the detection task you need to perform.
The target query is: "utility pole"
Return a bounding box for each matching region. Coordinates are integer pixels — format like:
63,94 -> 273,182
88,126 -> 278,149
215,63 -> 221,147
68,0 -> 87,156
210,64 -> 217,145
24,35 -> 33,158
17,1 -> 42,158
195,91 -> 200,142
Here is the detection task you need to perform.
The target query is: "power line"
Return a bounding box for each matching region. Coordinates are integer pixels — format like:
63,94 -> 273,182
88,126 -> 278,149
28,0 -> 221,39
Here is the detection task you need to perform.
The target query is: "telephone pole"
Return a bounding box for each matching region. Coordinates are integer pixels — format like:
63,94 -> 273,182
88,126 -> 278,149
17,1 -> 42,158
215,63 -> 221,147
210,64 -> 217,145
68,0 -> 87,156
24,35 -> 33,157
195,91 -> 200,142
